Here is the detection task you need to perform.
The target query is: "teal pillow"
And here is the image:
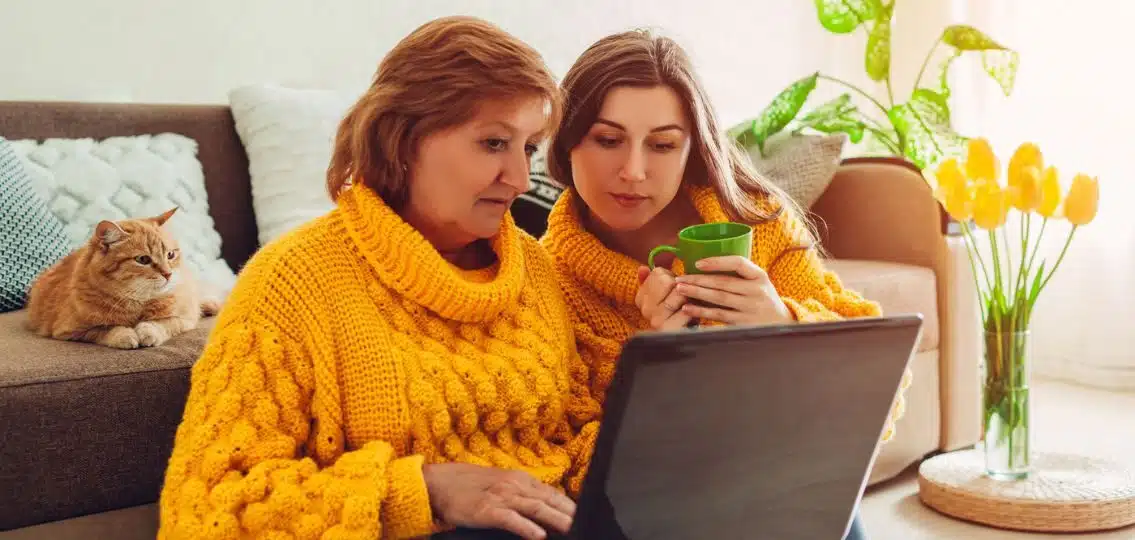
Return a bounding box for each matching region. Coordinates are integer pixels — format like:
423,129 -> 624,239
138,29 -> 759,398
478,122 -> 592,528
0,138 -> 73,312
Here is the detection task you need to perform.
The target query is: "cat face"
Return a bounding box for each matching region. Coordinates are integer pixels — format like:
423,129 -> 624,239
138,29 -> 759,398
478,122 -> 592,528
91,207 -> 183,298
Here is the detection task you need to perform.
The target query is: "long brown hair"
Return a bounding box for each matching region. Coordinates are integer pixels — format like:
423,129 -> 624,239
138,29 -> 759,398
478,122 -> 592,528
326,16 -> 561,208
547,29 -> 815,242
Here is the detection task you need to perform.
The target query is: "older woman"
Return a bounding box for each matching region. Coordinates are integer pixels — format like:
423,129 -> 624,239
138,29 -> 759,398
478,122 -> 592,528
158,17 -> 585,540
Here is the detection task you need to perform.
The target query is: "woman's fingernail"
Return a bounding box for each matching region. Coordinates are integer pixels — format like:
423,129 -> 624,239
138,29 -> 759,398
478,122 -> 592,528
696,260 -> 708,269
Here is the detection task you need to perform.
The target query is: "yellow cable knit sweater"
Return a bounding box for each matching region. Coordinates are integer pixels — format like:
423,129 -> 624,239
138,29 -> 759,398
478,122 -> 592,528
158,185 -> 591,540
541,186 -> 912,479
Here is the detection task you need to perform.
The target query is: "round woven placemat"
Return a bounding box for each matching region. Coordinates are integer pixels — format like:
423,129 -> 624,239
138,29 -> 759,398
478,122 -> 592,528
918,449 -> 1135,533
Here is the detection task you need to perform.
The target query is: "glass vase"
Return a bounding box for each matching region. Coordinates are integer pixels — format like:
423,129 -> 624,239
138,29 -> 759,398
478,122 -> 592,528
981,329 -> 1032,480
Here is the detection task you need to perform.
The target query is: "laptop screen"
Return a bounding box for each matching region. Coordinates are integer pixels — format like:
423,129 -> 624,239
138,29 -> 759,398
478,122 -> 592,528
573,318 -> 920,540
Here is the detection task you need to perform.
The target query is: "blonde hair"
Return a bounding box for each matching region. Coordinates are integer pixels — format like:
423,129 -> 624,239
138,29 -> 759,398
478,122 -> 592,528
326,16 -> 561,209
548,29 -> 815,242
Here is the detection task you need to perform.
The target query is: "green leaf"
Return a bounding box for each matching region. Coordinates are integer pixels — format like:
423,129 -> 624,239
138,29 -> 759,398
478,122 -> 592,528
863,125 -> 902,155
982,50 -> 1019,96
792,93 -> 866,143
1028,261 -> 1047,305
941,25 -> 1020,96
734,73 -> 819,155
815,0 -> 883,34
727,120 -> 753,143
864,4 -> 893,81
887,88 -> 967,170
942,25 -> 1004,49
934,48 -> 963,97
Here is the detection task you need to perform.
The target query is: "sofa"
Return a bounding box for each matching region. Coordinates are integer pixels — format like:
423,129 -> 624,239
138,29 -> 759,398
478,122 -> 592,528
0,100 -> 981,538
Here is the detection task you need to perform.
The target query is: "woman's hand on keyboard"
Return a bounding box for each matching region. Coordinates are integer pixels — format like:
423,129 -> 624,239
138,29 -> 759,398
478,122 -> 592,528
424,462 -> 576,539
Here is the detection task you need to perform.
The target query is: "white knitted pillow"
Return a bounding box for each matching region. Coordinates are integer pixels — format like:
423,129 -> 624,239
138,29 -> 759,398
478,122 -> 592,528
9,134 -> 237,293
748,133 -> 846,209
228,84 -> 355,246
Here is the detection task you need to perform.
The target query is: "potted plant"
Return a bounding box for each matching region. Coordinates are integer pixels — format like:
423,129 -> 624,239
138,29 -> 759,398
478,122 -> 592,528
729,0 -> 1019,171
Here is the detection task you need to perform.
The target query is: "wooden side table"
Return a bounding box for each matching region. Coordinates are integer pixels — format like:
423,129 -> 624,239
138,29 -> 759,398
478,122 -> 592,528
918,449 -> 1135,533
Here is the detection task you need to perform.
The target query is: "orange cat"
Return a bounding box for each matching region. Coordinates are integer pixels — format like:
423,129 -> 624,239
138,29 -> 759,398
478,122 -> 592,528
26,207 -> 221,349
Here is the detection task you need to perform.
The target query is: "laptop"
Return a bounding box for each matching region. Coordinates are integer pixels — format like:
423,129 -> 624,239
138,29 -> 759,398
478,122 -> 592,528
434,314 -> 923,540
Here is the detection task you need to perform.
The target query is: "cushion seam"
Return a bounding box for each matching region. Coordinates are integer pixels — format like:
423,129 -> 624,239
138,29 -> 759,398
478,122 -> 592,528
0,363 -> 192,390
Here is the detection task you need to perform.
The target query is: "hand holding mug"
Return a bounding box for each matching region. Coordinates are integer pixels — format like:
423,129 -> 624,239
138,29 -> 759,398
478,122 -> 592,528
674,256 -> 793,326
646,222 -> 793,327
634,266 -> 693,330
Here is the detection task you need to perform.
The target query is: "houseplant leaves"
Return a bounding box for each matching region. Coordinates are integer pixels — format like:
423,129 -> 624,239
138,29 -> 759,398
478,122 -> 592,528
864,126 -> 903,155
933,49 -> 963,97
887,88 -> 967,169
865,3 -> 894,81
815,0 -> 884,34
729,73 -> 818,155
792,93 -> 866,143
942,25 -> 1019,96
737,11 -> 1018,174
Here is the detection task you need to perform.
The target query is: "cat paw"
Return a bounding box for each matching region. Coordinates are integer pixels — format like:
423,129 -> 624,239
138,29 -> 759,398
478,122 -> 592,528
135,321 -> 170,347
103,327 -> 140,350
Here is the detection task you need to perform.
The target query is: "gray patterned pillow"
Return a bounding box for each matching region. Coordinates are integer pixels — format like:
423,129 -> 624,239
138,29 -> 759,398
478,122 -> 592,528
0,138 -> 73,312
748,133 -> 847,209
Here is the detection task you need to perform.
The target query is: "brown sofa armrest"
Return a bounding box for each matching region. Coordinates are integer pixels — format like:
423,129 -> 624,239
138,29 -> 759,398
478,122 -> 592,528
810,157 -> 983,454
809,157 -> 948,269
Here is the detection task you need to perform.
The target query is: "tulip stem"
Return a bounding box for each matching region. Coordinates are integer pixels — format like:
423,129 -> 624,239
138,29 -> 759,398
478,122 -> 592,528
960,220 -> 996,322
1002,224 -> 1014,294
958,223 -> 990,323
988,230 -> 1008,343
988,230 -> 1006,311
1014,213 -> 1032,326
1037,226 -> 1077,293
1024,218 -> 1047,284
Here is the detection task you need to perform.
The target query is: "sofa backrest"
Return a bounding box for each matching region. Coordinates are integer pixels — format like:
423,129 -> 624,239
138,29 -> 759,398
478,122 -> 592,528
0,101 -> 259,272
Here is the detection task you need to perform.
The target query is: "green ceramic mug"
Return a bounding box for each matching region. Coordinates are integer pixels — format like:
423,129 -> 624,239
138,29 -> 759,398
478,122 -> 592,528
647,222 -> 753,273
647,222 -> 753,310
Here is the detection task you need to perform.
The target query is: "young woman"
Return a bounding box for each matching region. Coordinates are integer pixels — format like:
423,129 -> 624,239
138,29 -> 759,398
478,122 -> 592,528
159,17 -> 591,540
542,30 -> 911,540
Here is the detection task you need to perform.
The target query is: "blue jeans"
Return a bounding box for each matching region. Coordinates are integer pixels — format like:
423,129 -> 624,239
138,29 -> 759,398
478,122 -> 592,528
844,511 -> 868,540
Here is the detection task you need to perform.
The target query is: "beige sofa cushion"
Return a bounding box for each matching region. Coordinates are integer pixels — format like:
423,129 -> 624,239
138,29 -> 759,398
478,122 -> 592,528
824,259 -> 939,353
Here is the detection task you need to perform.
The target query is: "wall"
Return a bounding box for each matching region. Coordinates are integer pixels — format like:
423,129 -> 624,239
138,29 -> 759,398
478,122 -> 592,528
0,0 -> 953,128
953,0 -> 1135,390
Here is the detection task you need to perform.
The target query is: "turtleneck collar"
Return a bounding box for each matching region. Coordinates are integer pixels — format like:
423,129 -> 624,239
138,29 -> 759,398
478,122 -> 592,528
339,184 -> 525,323
543,189 -> 644,307
544,185 -> 772,306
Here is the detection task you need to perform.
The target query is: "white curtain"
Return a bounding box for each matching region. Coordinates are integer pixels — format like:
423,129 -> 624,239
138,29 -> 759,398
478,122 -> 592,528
951,0 -> 1135,389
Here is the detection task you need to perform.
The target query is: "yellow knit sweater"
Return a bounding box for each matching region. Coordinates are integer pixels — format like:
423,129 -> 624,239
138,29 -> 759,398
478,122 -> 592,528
158,185 -> 591,540
541,186 -> 911,477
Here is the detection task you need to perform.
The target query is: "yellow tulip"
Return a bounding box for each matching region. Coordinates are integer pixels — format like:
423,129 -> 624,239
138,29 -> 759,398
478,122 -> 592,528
1008,142 -> 1044,188
1009,165 -> 1041,211
943,184 -> 975,222
1037,166 -> 1062,218
934,158 -> 966,199
1064,174 -> 1099,226
965,138 -> 999,183
973,181 -> 1009,230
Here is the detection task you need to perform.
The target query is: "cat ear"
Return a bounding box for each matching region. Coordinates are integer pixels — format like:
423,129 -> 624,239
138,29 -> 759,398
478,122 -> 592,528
95,220 -> 127,249
153,207 -> 179,226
